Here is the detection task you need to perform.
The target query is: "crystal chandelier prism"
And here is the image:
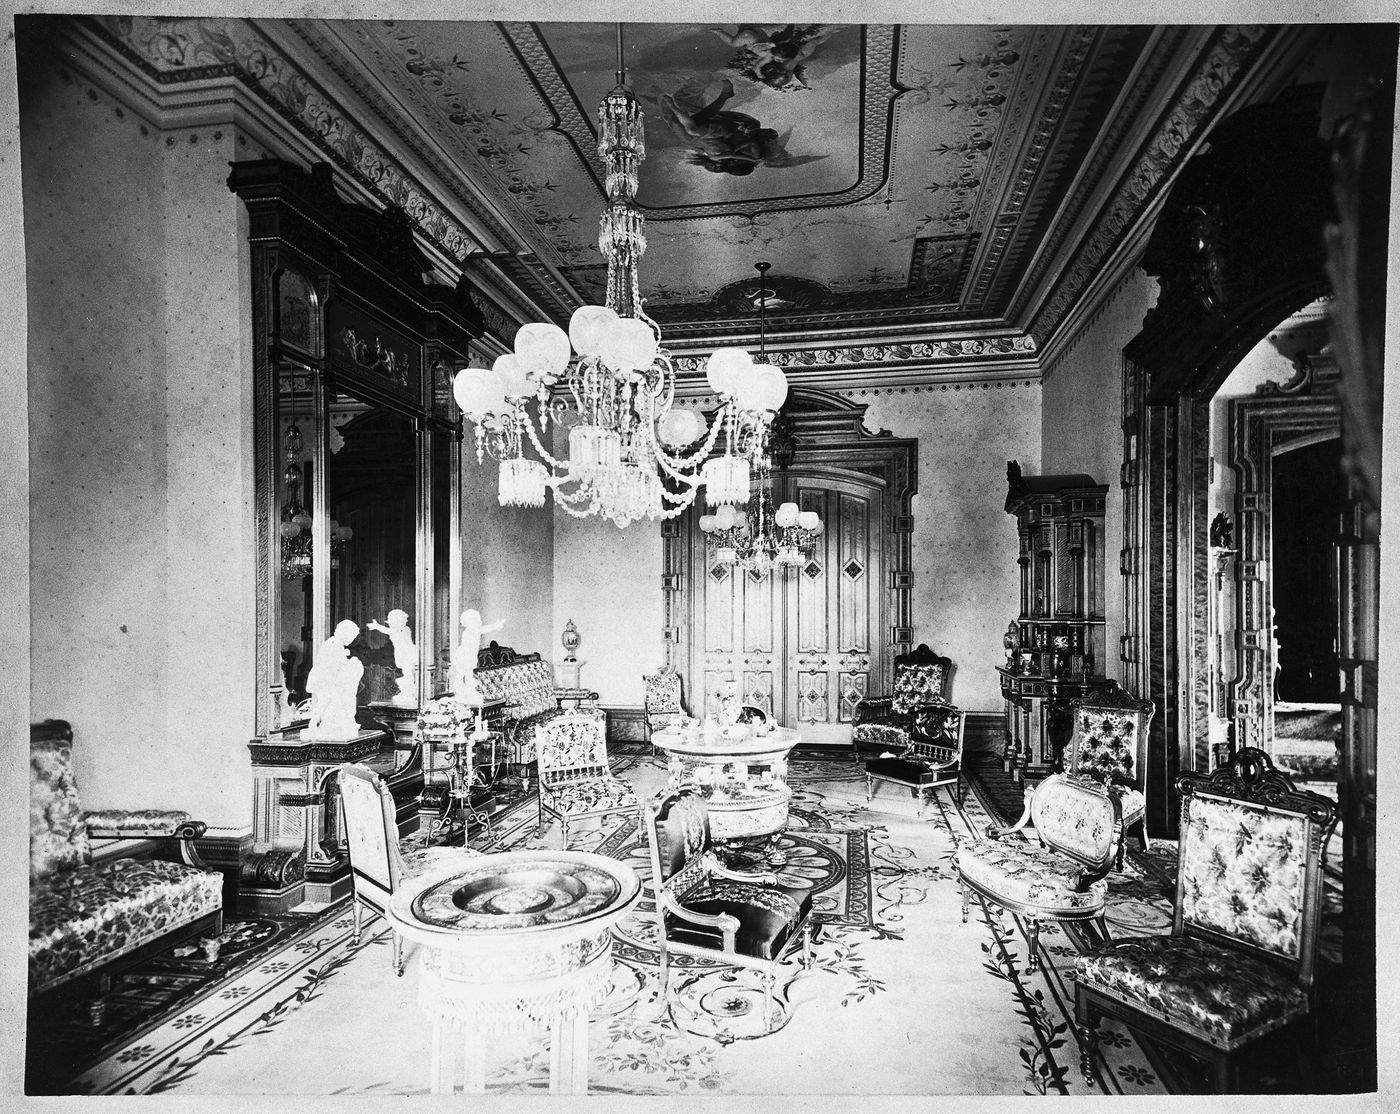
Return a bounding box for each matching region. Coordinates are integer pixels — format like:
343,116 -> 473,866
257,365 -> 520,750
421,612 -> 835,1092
452,26 -> 788,527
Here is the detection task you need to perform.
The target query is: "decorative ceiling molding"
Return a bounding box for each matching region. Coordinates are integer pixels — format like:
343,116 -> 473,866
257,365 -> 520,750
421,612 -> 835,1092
670,333 -> 1037,382
1025,24 -> 1277,348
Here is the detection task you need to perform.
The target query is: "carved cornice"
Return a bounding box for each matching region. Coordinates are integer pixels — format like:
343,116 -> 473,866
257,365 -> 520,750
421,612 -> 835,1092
1028,25 -> 1277,348
671,333 -> 1036,377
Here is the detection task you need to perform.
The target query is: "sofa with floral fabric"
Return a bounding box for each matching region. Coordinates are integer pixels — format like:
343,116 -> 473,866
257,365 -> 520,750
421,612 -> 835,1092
29,720 -> 224,1001
470,641 -> 593,787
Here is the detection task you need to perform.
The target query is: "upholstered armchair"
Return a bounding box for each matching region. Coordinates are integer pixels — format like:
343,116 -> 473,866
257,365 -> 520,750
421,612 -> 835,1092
1075,748 -> 1337,1094
536,710 -> 641,846
1064,684 -> 1154,866
954,772 -> 1122,973
29,720 -> 224,1004
864,698 -> 966,811
644,789 -> 816,1034
337,763 -> 481,976
851,644 -> 952,761
643,667 -> 687,750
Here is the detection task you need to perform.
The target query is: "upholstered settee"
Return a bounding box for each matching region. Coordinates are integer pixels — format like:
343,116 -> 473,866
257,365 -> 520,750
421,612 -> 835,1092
29,720 -> 224,1000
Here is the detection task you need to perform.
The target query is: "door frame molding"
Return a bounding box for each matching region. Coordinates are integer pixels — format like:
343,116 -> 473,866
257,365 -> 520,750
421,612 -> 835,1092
663,389 -> 918,704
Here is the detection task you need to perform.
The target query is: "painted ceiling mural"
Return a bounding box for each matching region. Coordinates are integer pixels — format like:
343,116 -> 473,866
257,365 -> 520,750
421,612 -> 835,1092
90,16 -> 1277,353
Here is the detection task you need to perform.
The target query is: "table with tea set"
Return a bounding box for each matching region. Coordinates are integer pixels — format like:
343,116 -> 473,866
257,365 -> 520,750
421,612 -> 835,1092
650,718 -> 802,865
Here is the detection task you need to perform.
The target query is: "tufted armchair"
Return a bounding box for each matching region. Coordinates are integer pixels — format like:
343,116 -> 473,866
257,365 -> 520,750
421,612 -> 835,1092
1064,684 -> 1154,867
1075,748 -> 1337,1094
536,710 -> 641,847
337,763 -> 481,976
642,667 -> 688,751
29,720 -> 224,1003
644,789 -> 816,1034
954,771 -> 1122,973
864,698 -> 966,812
851,644 -> 952,761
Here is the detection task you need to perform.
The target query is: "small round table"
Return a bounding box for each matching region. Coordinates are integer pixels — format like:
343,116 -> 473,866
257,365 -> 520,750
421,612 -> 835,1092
651,725 -> 802,864
387,850 -> 641,1095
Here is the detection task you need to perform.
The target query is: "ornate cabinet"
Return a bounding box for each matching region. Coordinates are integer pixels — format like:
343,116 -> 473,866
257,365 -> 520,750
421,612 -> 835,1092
229,158 -> 483,910
997,462 -> 1112,779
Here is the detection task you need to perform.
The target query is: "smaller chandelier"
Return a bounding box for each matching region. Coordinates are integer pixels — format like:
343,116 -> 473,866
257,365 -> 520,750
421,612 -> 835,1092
700,489 -> 823,577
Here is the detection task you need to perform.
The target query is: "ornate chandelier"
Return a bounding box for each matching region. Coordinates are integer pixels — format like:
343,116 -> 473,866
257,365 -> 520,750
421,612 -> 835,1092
699,263 -> 821,575
451,27 -> 788,527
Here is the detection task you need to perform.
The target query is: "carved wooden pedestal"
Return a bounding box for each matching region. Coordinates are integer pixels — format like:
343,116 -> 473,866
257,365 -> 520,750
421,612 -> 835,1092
246,727 -> 387,908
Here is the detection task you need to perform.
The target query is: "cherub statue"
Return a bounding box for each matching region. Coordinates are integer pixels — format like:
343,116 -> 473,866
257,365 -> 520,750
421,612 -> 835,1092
367,608 -> 417,706
454,608 -> 505,706
302,619 -> 364,740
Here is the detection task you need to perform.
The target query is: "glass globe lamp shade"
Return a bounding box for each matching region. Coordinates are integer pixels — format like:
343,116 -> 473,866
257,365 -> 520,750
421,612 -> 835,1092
493,353 -> 533,399
514,322 -> 571,380
453,366 -> 506,419
291,511 -> 312,531
705,347 -> 752,398
279,521 -> 300,539
698,514 -> 718,533
714,503 -> 738,530
599,316 -> 658,373
774,501 -> 800,528
658,407 -> 703,447
752,364 -> 789,413
798,510 -> 821,531
568,305 -> 619,358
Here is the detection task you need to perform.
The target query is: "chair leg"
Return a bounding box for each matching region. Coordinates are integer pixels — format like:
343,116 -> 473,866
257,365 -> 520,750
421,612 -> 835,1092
1024,917 -> 1041,973
802,922 -> 814,970
351,899 -> 362,946
393,931 -> 405,977
762,967 -> 776,1033
1136,819 -> 1150,853
959,878 -> 969,924
864,775 -> 873,802
1075,992 -> 1099,1088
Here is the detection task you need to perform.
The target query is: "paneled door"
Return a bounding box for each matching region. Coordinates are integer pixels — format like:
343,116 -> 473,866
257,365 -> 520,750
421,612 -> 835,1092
685,472 -> 885,747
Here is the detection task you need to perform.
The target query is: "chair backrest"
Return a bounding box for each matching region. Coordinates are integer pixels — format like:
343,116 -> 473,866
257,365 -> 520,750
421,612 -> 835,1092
1173,747 -> 1336,988
643,668 -> 684,715
645,790 -> 714,901
1028,772 -> 1122,874
337,762 -> 405,906
909,700 -> 964,759
890,644 -> 952,714
1066,683 -> 1155,785
30,719 -> 91,881
537,710 -> 611,785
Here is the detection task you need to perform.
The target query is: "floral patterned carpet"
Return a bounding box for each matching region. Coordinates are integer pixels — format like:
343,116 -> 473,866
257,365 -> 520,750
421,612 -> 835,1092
59,747 -> 1189,1098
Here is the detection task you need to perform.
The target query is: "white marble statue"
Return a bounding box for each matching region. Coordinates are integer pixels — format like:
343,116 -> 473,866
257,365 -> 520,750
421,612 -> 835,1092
302,619 -> 365,740
453,608 -> 505,707
367,608 -> 417,706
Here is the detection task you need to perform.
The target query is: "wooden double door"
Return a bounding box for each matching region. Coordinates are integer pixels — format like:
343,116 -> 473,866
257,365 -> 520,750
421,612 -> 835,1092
682,472 -> 887,747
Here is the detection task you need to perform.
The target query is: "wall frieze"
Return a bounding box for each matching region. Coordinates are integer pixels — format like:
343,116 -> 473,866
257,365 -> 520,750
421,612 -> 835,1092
671,333 -> 1036,378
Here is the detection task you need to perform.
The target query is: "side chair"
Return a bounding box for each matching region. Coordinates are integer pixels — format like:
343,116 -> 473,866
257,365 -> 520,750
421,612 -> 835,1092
642,667 -> 687,752
643,789 -> 816,1034
337,762 -> 481,976
864,698 -> 966,812
1063,683 -> 1155,867
1074,747 -> 1337,1093
536,709 -> 641,847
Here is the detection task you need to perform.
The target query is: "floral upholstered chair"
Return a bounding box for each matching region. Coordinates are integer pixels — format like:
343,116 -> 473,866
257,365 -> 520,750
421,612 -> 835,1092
954,772 -> 1122,972
642,667 -> 687,751
337,763 -> 481,976
536,710 -> 641,846
1064,684 -> 1155,867
1074,748 -> 1337,1093
29,720 -> 224,1005
644,789 -> 815,1034
851,644 -> 952,761
864,698 -> 966,811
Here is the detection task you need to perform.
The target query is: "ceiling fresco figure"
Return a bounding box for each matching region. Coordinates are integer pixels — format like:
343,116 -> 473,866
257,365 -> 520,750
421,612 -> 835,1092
656,77 -> 826,176
707,23 -> 838,92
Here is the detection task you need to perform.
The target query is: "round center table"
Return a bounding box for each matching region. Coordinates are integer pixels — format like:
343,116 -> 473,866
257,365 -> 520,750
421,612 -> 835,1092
651,724 -> 801,864
386,850 -> 641,1095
